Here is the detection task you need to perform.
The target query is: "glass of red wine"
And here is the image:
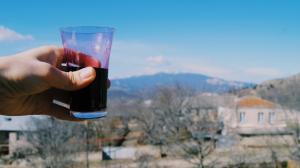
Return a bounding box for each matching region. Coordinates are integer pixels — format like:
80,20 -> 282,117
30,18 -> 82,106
59,26 -> 114,119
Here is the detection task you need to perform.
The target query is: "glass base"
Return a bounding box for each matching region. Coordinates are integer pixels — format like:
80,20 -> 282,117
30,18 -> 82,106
70,111 -> 107,119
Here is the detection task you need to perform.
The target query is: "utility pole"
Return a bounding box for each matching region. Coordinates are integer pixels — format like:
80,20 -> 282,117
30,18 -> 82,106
85,120 -> 89,168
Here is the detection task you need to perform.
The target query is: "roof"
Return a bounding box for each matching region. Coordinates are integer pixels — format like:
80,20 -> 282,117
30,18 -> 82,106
0,115 -> 36,131
237,97 -> 275,108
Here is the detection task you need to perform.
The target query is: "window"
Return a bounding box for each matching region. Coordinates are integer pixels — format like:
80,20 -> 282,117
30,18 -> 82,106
258,112 -> 264,124
0,132 -> 9,144
239,112 -> 245,123
269,112 -> 275,124
16,132 -> 20,141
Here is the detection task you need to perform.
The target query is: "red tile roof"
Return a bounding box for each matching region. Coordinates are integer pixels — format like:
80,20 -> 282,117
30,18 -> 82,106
237,97 -> 275,108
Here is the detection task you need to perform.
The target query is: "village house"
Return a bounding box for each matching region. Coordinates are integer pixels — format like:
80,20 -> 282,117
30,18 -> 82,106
0,116 -> 32,156
218,96 -> 297,148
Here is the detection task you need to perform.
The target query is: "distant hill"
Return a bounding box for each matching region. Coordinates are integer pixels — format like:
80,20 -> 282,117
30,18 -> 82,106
254,73 -> 300,110
108,72 -> 255,98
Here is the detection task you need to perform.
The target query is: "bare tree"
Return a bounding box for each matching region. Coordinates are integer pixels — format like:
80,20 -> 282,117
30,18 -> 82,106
89,116 -> 130,147
134,85 -> 221,167
133,85 -> 192,157
25,117 -> 85,168
178,106 -> 221,168
285,117 -> 300,165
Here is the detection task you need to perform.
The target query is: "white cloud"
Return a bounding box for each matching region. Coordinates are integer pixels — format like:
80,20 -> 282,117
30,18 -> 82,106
139,61 -> 233,79
244,67 -> 282,77
109,40 -> 285,83
110,41 -> 236,80
142,66 -> 175,75
0,26 -> 34,42
146,55 -> 169,65
110,40 -> 174,78
180,63 -> 232,78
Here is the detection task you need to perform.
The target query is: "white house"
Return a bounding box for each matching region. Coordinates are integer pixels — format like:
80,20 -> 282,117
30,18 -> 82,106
218,96 -> 296,147
0,115 -> 33,156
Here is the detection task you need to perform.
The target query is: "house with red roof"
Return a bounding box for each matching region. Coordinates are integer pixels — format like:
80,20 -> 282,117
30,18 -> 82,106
218,96 -> 297,148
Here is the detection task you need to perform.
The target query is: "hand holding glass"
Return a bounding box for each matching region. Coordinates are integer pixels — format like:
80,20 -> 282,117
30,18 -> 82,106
59,26 -> 114,119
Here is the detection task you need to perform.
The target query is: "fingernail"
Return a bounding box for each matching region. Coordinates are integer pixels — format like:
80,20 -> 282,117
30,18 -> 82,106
79,67 -> 93,80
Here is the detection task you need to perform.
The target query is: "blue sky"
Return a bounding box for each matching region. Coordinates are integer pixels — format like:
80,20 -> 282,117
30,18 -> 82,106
0,0 -> 299,83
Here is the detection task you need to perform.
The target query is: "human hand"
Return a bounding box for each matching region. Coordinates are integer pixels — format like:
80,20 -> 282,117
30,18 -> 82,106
0,46 -> 102,121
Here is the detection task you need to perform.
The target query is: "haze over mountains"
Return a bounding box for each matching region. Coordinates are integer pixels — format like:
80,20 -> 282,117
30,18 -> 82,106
109,72 -> 255,98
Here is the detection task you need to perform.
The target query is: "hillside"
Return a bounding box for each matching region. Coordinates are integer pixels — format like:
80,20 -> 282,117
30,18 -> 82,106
255,73 -> 300,110
108,72 -> 255,98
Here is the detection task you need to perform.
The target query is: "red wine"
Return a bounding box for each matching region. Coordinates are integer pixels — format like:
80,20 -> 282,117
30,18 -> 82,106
63,49 -> 108,112
67,66 -> 108,112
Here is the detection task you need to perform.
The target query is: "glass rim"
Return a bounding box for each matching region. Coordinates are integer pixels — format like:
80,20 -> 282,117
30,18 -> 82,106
60,26 -> 115,34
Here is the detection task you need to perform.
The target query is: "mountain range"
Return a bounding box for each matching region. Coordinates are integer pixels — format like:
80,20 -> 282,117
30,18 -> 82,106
108,72 -> 300,111
109,72 -> 255,98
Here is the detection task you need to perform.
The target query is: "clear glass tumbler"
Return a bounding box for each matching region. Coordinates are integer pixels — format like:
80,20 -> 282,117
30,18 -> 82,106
60,26 -> 115,119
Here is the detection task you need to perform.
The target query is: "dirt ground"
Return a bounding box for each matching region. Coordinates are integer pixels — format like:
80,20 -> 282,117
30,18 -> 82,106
0,147 -> 298,168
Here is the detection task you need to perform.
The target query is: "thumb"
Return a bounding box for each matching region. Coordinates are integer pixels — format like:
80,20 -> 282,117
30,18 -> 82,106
47,67 -> 96,91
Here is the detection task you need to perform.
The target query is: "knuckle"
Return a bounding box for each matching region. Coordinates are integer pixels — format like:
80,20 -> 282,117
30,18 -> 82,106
33,62 -> 52,78
66,72 -> 78,90
40,45 -> 60,56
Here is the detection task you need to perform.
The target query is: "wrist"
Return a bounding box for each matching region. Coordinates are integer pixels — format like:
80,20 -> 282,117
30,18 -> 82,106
0,56 -> 13,95
0,56 -> 10,115
0,56 -> 11,72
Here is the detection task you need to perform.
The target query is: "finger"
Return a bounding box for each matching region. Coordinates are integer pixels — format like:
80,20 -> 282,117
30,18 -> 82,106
28,90 -> 82,122
49,104 -> 83,122
45,66 -> 96,91
32,46 -> 65,66
48,88 -> 71,104
53,47 -> 66,67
